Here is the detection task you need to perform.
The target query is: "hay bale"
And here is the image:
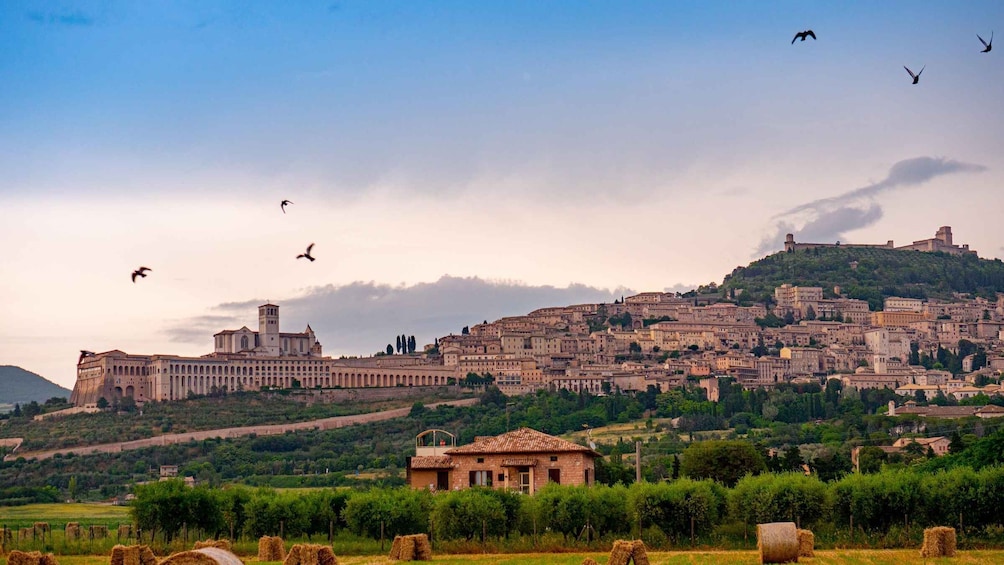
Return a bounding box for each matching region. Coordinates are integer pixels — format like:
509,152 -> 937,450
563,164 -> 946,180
282,544 -> 337,565
258,537 -> 285,562
65,523 -> 81,542
608,540 -> 634,565
1,526 -> 13,543
398,537 -> 416,562
757,522 -> 799,564
921,526 -> 957,558
161,548 -> 243,565
117,525 -> 132,540
33,523 -> 50,537
111,545 -> 158,565
582,559 -> 600,565
388,536 -> 403,560
796,529 -> 814,558
412,534 -> 432,561
193,540 -> 231,552
89,525 -> 109,540
19,528 -> 33,541
7,551 -> 58,565
630,539 -> 650,565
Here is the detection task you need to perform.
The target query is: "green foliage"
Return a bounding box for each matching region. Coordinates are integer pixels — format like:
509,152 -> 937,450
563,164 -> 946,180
680,440 -> 766,487
730,472 -> 828,527
626,479 -> 727,542
430,488 -> 506,541
723,246 -> 1004,307
342,488 -> 432,539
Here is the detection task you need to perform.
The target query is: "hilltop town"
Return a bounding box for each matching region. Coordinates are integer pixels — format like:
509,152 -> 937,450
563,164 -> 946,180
68,226 -> 1004,414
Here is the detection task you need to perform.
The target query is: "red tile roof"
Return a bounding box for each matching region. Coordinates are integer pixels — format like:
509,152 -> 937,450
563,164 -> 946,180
408,456 -> 456,469
446,427 -> 598,456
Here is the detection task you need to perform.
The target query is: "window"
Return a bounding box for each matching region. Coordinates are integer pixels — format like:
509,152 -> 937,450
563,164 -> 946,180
548,468 -> 561,484
469,470 -> 492,487
497,473 -> 505,482
550,456 -> 558,462
477,457 -> 484,463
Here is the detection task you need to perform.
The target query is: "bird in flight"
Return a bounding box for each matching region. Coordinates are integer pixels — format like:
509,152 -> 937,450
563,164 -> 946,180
978,32 -> 993,53
297,243 -> 316,262
792,30 -> 816,44
904,65 -> 925,84
281,199 -> 293,213
78,350 -> 95,364
131,266 -> 152,282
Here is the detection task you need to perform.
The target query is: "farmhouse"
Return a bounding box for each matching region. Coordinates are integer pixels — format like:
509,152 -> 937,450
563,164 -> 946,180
406,427 -> 599,494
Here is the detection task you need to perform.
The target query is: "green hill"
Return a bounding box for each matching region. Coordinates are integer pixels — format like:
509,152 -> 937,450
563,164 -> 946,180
721,247 -> 1004,310
0,366 -> 72,405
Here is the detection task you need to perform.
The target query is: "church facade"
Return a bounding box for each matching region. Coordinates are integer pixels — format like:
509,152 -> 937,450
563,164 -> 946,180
70,304 -> 333,406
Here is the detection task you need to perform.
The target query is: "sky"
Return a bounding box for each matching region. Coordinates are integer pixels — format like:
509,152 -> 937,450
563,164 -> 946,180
2,1 -> 1003,389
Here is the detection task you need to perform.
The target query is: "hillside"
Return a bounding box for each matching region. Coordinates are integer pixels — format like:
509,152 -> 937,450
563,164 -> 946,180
721,247 -> 1004,309
0,366 -> 71,405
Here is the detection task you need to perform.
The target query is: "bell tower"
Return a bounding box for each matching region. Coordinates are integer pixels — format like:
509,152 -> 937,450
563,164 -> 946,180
258,304 -> 281,356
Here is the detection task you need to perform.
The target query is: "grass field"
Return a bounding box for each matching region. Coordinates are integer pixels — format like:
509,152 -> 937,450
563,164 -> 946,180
0,503 -> 130,527
1,550 -> 999,565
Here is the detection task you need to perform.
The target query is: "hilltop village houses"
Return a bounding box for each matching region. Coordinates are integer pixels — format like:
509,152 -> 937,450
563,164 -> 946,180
72,226 -> 1004,410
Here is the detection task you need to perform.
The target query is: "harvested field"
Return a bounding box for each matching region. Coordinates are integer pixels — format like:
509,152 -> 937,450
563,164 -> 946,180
4,549 -> 1004,565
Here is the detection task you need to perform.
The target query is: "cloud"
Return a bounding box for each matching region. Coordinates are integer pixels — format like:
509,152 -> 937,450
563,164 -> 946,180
164,315 -> 243,345
663,283 -> 697,294
171,276 -> 634,355
26,10 -> 94,26
755,157 -> 986,256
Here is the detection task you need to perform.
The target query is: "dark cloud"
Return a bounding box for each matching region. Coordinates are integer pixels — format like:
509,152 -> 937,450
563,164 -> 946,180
26,10 -> 94,26
755,157 -> 986,257
181,276 -> 634,356
164,315 -> 243,346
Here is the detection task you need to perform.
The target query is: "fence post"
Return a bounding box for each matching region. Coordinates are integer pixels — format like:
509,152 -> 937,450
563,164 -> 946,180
690,516 -> 695,546
380,521 -> 385,552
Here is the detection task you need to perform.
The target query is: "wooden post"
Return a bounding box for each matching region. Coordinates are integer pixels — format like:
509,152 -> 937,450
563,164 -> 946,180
280,520 -> 284,540
850,515 -> 854,543
635,441 -> 642,483
328,520 -> 333,542
380,521 -> 385,551
690,516 -> 695,546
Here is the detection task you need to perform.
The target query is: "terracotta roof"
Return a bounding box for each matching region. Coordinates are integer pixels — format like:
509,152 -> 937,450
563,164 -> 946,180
408,456 -> 455,469
446,427 -> 598,456
978,405 -> 1004,413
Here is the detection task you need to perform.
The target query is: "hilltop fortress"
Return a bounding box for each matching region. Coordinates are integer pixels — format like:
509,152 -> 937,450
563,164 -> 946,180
784,226 -> 976,256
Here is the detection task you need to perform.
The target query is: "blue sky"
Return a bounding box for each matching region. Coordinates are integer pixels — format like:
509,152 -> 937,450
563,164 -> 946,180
2,1 -> 1002,387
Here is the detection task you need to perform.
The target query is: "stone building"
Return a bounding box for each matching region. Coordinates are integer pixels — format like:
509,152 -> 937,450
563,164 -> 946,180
406,427 -> 599,494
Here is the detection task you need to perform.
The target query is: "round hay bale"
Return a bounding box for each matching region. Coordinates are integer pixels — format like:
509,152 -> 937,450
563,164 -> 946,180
757,522 -> 799,564
258,537 -> 285,562
796,529 -> 814,558
608,540 -> 634,565
161,548 -> 243,565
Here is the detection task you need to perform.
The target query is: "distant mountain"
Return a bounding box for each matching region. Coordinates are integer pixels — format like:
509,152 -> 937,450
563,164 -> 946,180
721,247 -> 1004,310
0,366 -> 72,405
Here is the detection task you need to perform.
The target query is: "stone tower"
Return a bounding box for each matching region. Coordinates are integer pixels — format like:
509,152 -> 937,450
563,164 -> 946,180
936,226 -> 953,246
258,303 -> 281,356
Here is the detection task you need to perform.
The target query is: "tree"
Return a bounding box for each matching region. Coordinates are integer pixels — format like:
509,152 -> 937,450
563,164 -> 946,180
396,335 -> 402,353
408,335 -> 416,354
805,305 -> 816,321
949,431 -> 966,455
781,445 -> 804,472
386,344 -> 394,356
680,440 -> 766,487
783,311 -> 796,326
12,403 -> 21,417
671,454 -> 681,480
462,326 -> 470,335
96,397 -> 109,409
67,475 -> 78,501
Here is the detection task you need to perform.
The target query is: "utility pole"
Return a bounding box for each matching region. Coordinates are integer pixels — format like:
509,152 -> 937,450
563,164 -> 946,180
635,441 -> 642,483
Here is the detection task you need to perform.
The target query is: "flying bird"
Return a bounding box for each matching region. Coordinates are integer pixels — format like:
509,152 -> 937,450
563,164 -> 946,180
281,199 -> 293,213
131,267 -> 152,282
297,243 -> 316,262
978,31 -> 993,53
78,350 -> 95,364
792,30 -> 816,44
904,65 -> 925,84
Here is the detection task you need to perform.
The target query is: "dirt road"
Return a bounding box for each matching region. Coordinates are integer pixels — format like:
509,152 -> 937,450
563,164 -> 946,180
5,397 -> 479,462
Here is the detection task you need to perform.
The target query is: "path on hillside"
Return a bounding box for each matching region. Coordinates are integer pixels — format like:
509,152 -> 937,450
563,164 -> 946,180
5,398 -> 479,462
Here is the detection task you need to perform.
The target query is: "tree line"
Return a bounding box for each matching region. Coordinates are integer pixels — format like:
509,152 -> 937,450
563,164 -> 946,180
131,464 -> 1004,548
